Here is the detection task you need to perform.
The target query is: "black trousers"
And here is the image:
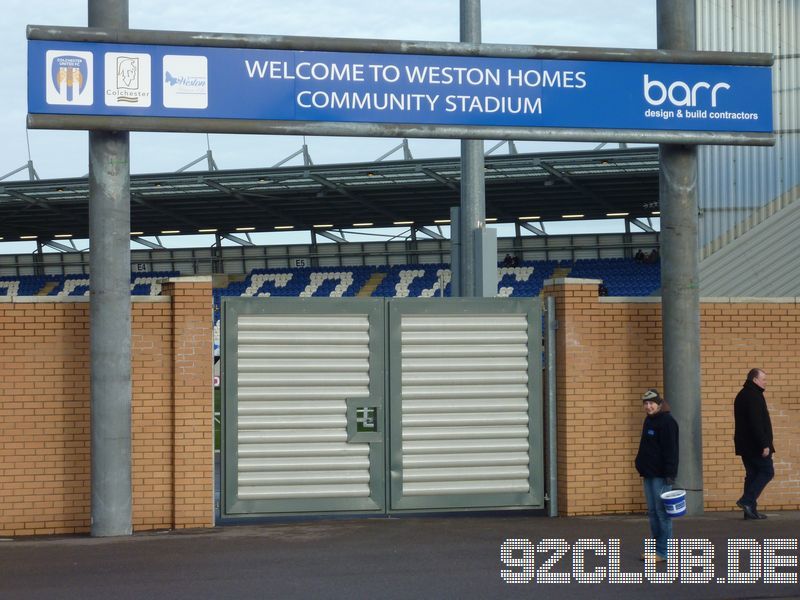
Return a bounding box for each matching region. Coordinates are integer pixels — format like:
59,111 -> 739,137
740,454 -> 774,507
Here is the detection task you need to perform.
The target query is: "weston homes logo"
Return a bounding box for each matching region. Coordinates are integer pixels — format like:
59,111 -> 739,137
46,50 -> 93,105
104,53 -> 152,107
163,55 -> 208,109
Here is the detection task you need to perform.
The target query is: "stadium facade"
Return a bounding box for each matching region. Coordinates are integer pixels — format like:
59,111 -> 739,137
698,0 -> 800,295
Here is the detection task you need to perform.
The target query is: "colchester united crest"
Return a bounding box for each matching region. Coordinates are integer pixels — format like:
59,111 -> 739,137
46,50 -> 93,106
51,55 -> 88,101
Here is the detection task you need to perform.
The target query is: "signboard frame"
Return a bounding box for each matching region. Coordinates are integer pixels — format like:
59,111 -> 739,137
27,25 -> 775,146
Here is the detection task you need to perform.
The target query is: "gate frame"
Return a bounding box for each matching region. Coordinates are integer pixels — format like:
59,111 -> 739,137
221,297 -> 386,518
387,297 -> 544,512
221,296 -> 544,519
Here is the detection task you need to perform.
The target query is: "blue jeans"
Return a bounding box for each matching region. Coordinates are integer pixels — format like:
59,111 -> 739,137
643,477 -> 672,558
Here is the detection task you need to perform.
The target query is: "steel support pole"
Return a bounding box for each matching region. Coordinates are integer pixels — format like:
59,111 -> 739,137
658,0 -> 703,516
450,206 -> 461,297
459,0 -> 486,297
545,296 -> 558,517
89,0 -> 132,537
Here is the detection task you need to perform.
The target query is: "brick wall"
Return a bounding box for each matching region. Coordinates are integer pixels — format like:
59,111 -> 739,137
2,276 -> 796,531
544,279 -> 800,516
0,278 -> 213,536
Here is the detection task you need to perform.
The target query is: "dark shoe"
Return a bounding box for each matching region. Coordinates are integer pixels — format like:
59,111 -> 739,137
739,502 -> 760,520
754,510 -> 768,519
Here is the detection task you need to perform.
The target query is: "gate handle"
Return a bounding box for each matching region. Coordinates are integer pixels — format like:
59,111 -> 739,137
345,398 -> 382,443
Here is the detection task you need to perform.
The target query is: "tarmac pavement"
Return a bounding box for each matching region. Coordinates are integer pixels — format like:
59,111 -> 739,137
1,510 -> 799,600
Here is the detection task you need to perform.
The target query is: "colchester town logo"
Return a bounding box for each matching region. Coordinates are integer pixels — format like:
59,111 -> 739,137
104,52 -> 151,108
50,54 -> 89,103
117,57 -> 140,96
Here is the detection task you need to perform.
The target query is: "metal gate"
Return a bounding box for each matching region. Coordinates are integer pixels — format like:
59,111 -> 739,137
389,299 -> 543,511
222,298 -> 385,517
221,297 -> 542,519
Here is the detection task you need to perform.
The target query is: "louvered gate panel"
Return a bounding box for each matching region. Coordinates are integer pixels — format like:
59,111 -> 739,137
389,299 -> 543,511
223,298 -> 385,516
223,297 -> 543,517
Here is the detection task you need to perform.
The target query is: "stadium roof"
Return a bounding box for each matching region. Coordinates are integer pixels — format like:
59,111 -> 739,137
0,147 -> 659,242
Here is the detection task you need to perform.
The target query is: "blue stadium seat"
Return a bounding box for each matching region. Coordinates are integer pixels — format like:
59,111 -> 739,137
45,271 -> 181,297
222,266 -> 377,299
568,258 -> 660,296
0,275 -> 66,297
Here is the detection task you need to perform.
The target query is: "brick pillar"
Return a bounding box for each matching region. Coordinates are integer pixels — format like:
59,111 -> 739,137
543,278 -> 608,516
543,278 -> 665,516
162,277 -> 214,529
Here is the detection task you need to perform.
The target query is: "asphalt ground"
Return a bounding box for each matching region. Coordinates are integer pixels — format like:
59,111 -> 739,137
1,510 -> 799,599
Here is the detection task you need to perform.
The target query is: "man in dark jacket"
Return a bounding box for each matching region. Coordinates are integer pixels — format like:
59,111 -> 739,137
734,368 -> 774,520
635,388 -> 679,562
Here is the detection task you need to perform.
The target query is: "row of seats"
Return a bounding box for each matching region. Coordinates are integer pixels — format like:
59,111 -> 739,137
47,272 -> 181,297
213,259 -> 656,302
1,259 -> 661,300
223,266 -> 376,298
568,258 -> 661,296
369,262 -> 557,298
0,272 -> 180,297
373,265 -> 450,298
0,275 -> 62,297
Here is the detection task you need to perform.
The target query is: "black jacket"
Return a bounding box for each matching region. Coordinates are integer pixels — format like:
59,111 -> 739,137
734,379 -> 775,457
635,409 -> 679,479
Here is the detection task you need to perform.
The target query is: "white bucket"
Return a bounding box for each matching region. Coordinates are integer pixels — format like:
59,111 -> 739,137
660,489 -> 686,518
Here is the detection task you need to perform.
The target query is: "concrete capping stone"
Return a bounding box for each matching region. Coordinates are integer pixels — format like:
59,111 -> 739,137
10,295 -> 90,303
166,276 -> 213,284
598,296 -> 799,304
543,277 -> 603,286
727,297 -> 798,304
599,296 -> 661,303
699,297 -> 799,304
5,295 -> 169,303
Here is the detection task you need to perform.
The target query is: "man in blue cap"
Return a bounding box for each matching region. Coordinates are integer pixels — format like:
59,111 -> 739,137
635,388 -> 679,562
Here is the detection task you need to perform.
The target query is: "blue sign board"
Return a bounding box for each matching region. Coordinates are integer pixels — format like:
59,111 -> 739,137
28,40 -> 773,135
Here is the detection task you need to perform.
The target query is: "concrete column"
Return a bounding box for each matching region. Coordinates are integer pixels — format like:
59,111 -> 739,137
89,0 -> 132,537
658,0 -> 703,515
458,0 -> 486,297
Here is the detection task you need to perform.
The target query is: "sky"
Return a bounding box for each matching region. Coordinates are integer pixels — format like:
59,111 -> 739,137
0,0 -> 657,252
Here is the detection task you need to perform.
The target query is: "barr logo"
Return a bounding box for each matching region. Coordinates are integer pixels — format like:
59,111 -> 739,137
643,74 -> 730,108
